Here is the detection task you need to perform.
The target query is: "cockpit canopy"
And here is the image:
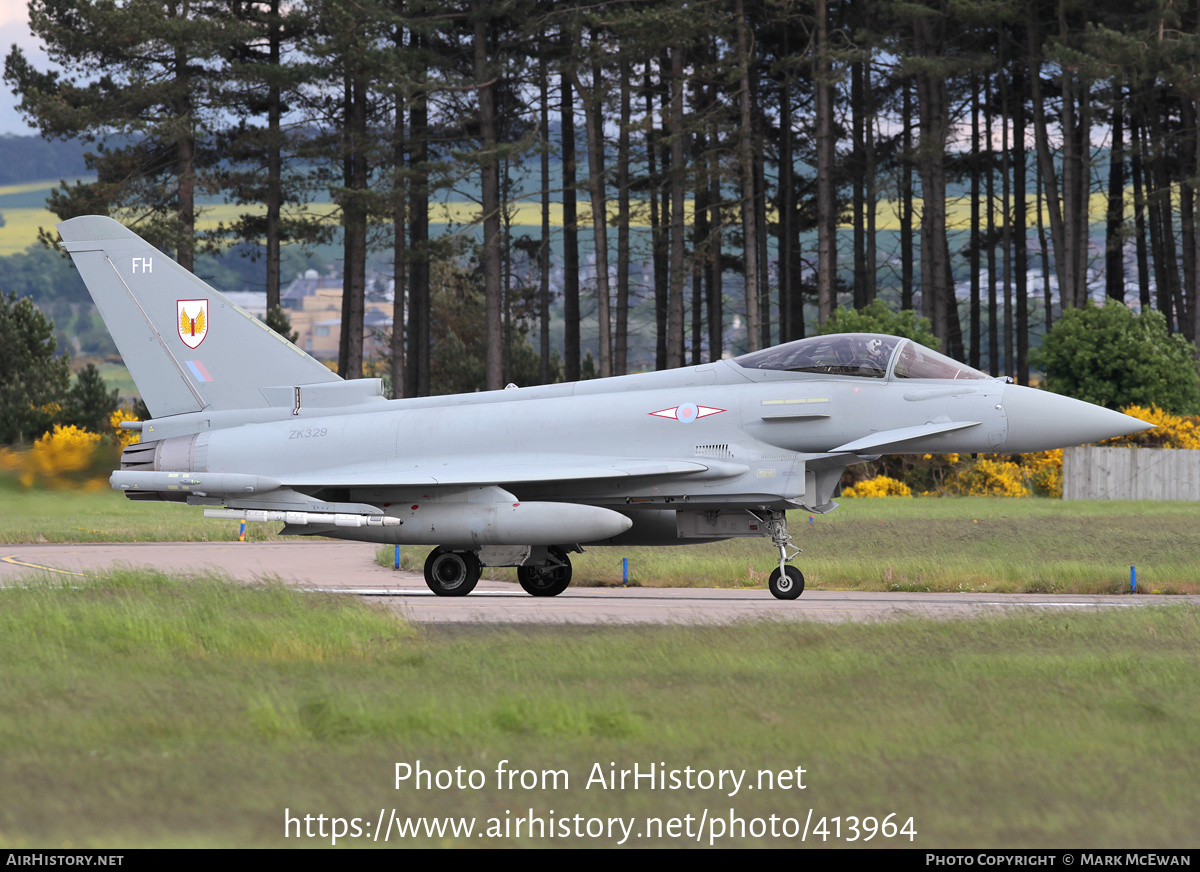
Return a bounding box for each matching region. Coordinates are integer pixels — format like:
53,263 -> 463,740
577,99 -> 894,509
733,333 -> 992,381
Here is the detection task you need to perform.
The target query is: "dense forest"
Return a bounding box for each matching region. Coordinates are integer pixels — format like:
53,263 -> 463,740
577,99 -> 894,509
0,134 -> 89,186
6,0 -> 1200,396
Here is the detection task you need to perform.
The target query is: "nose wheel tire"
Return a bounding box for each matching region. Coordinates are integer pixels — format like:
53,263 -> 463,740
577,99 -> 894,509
769,565 -> 805,600
517,546 -> 572,597
424,549 -> 482,596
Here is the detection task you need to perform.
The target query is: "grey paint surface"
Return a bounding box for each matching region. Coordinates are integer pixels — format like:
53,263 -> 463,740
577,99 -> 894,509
56,216 -> 1155,598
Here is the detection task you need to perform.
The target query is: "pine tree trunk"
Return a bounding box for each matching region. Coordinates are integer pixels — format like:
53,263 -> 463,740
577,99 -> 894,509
646,68 -> 668,371
474,6 -> 502,391
571,48 -> 612,377
539,43 -> 552,383
1130,113 -> 1152,311
913,17 -> 961,357
969,77 -> 981,370
1180,97 -> 1197,342
1013,65 -> 1029,386
406,44 -> 430,397
562,68 -> 580,380
985,75 -> 998,372
736,0 -> 759,350
173,42 -> 195,273
391,89 -> 405,399
778,60 -> 799,342
852,59 -> 866,309
1106,82 -> 1126,303
338,73 -> 366,381
815,0 -> 836,324
1028,17 -> 1072,309
1036,159 -> 1053,333
901,80 -> 914,312
667,44 -> 687,367
1000,58 -> 1012,378
692,123 -> 708,365
864,58 -> 877,307
265,0 -> 282,312
615,57 -> 630,376
708,146 -> 724,359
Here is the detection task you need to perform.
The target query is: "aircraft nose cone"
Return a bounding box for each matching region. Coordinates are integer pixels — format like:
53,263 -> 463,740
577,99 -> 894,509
1001,385 -> 1153,452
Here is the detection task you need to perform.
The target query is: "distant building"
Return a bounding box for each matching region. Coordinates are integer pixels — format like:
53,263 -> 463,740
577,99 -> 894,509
281,268 -> 394,361
224,291 -> 268,319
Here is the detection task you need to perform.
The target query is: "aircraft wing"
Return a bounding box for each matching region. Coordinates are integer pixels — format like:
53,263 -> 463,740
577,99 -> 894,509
275,456 -> 749,490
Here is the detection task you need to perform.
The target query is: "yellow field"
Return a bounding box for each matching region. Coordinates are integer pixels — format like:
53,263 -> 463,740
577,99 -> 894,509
0,208 -> 54,255
0,178 -> 1138,257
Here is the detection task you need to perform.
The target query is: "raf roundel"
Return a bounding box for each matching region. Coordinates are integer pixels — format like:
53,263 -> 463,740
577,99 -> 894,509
649,404 -> 725,423
177,299 -> 209,349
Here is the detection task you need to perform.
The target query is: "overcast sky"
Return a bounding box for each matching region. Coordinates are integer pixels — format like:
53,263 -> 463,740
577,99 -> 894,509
1,5 -> 44,137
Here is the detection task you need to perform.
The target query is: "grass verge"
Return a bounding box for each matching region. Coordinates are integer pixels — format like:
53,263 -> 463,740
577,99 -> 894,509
0,477 -> 283,544
378,497 -> 1200,595
4,479 -> 1196,593
1,569 -> 1197,847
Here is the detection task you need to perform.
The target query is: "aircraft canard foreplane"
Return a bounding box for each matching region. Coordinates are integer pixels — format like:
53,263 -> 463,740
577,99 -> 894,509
59,216 -> 1152,599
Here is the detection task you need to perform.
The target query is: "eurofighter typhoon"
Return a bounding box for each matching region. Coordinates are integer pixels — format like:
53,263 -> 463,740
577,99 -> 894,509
59,216 -> 1149,599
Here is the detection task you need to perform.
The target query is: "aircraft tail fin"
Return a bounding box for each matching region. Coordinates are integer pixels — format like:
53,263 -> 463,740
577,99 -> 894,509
58,216 -> 341,417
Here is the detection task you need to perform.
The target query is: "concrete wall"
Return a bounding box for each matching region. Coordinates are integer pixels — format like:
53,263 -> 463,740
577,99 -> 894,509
1063,446 -> 1200,501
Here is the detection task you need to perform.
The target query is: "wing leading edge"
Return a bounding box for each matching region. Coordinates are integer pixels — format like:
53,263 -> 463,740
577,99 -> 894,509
274,456 -> 749,489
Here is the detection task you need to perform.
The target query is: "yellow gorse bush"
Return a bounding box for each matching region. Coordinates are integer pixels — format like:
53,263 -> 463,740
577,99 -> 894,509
27,425 -> 105,488
110,408 -> 141,448
948,457 -> 1029,497
0,408 -> 140,489
862,404 -> 1193,499
842,475 -> 913,497
1106,406 -> 1200,449
922,453 -> 960,464
1019,449 -> 1063,498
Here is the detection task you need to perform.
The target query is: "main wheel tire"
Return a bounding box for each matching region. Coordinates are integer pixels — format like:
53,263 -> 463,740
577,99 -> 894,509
768,565 -> 805,600
424,549 -> 481,597
517,546 -> 572,597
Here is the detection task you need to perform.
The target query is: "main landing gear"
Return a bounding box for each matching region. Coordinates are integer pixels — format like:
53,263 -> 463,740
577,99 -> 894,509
516,545 -> 572,596
422,545 -> 574,597
756,510 -> 805,600
423,548 -> 481,597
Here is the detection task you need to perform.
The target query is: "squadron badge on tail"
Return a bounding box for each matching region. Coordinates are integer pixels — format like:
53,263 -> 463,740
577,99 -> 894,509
177,299 -> 208,348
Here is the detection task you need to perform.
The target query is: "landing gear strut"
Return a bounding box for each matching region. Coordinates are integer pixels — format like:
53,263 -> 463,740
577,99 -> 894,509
755,510 -> 805,600
517,546 -> 572,597
423,548 -> 481,597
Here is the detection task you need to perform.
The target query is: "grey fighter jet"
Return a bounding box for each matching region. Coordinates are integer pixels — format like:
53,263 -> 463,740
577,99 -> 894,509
59,216 -> 1150,600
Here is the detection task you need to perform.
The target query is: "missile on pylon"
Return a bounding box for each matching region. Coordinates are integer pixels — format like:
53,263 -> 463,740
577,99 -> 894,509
111,470 -> 283,495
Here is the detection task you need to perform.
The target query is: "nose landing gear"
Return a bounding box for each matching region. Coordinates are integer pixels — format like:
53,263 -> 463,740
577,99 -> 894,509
754,510 -> 805,600
769,564 -> 805,599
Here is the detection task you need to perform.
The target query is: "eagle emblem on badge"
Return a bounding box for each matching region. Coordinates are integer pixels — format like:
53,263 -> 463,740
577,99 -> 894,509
177,299 -> 208,348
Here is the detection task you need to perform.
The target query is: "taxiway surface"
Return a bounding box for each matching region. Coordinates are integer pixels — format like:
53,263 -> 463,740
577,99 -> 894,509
2,540 -> 1191,625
